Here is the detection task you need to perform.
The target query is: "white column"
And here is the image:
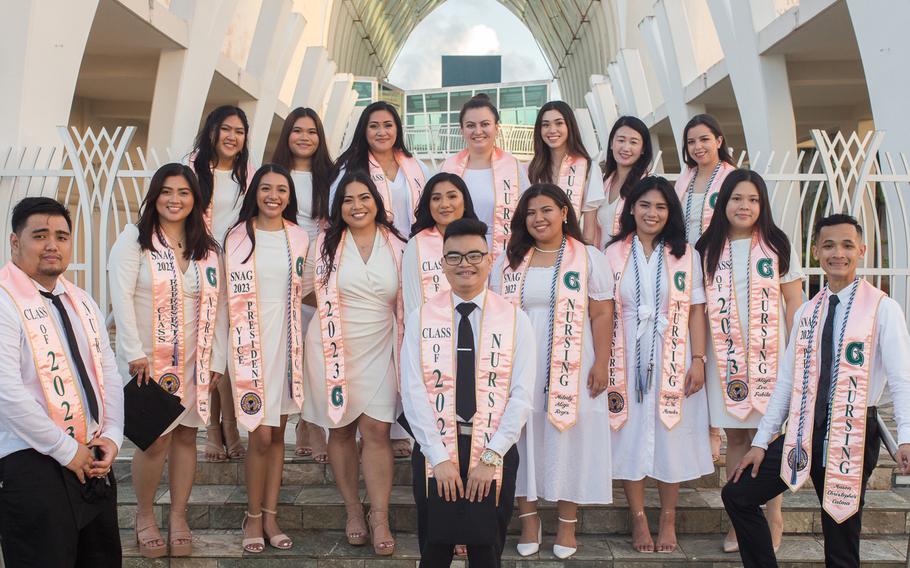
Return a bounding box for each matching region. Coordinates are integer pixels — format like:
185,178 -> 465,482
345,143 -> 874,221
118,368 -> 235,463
574,107 -> 601,160
323,74 -> 357,155
847,0 -> 910,155
0,0 -> 99,148
589,76 -> 619,147
146,0 -> 239,159
639,1 -> 705,149
292,46 -> 336,111
616,49 -> 654,119
705,0 -> 796,159
239,1 -> 305,163
847,0 -> 910,305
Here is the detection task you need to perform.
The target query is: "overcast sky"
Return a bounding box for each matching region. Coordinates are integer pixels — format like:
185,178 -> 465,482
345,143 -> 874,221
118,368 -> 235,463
388,0 -> 554,90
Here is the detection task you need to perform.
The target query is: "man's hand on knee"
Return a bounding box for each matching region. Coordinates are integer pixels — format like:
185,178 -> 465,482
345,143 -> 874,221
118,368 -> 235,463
731,446 -> 766,483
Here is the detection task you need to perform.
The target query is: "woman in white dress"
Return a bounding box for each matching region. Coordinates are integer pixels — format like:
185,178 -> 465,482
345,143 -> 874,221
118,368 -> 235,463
219,165 -> 309,554
595,116 -> 652,249
329,101 -> 431,239
526,101 -> 604,242
491,184 -> 615,560
190,104 -> 253,461
604,176 -> 712,554
676,113 -> 736,462
329,101 -> 429,457
441,94 -> 531,262
695,169 -> 804,553
271,106 -> 333,463
302,170 -> 407,556
109,163 -> 222,558
402,172 -> 479,316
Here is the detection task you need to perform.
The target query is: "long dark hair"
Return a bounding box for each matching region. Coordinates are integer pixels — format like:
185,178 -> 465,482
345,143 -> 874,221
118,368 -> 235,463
696,169 -> 791,278
608,176 -> 688,259
320,170 -> 406,284
601,116 -> 652,199
681,113 -> 734,169
136,163 -> 219,260
332,102 -> 412,181
228,164 -> 298,263
527,101 -> 591,184
270,107 -> 333,222
191,105 -> 250,211
409,172 -> 479,237
506,183 -> 586,270
459,93 -> 500,125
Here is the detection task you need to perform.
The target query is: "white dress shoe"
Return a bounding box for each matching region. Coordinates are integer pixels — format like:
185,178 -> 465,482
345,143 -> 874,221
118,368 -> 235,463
516,512 -> 541,557
553,517 -> 578,559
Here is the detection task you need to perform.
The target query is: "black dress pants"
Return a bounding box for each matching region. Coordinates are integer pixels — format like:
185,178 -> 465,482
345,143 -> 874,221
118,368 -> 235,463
0,449 -> 121,568
722,407 -> 880,568
412,434 -> 518,568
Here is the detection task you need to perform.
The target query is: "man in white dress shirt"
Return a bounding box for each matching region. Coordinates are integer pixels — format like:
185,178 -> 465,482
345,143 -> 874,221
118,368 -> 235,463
723,214 -> 910,568
0,198 -> 124,567
401,218 -> 535,568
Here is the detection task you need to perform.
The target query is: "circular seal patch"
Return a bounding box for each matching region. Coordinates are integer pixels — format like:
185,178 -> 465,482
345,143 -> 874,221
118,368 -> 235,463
240,392 -> 263,415
787,447 -> 809,472
158,373 -> 180,395
726,379 -> 748,402
608,392 -> 625,414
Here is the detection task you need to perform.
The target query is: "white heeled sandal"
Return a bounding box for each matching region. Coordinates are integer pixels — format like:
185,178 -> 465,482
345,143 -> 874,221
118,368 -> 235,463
516,512 -> 541,557
553,517 -> 578,559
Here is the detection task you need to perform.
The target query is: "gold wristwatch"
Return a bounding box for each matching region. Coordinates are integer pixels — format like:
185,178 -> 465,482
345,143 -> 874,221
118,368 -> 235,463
480,448 -> 503,467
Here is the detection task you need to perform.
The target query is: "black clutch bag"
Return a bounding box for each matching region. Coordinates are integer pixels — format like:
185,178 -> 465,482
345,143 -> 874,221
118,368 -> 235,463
123,374 -> 185,451
426,478 -> 498,546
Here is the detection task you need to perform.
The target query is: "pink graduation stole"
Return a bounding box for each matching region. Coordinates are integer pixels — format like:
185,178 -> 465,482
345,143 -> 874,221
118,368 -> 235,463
414,227 -> 448,304
189,156 -> 254,234
0,262 -> 106,443
500,237 -> 588,431
442,147 -> 520,262
780,280 -> 883,523
146,233 -> 221,422
224,220 -> 309,431
369,151 -> 426,223
674,161 -> 735,235
316,227 -> 405,425
604,238 -> 692,430
705,235 -> 781,420
557,154 -> 588,218
420,291 -> 516,503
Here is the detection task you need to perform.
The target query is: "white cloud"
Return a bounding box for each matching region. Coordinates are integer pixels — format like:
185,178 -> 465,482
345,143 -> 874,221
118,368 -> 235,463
388,0 -> 552,91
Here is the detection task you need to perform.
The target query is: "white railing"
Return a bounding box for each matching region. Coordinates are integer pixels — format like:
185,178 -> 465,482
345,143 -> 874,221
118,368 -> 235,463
405,124 -> 536,163
2,127 -> 910,324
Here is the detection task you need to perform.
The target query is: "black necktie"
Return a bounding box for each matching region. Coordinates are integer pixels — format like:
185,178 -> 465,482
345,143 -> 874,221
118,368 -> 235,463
40,290 -> 100,423
455,302 -> 477,423
815,294 -> 840,429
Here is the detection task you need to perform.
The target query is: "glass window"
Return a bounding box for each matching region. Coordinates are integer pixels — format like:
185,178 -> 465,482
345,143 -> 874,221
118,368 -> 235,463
523,84 -> 548,107
353,81 -> 373,101
500,109 -> 518,124
449,90 -> 473,110
499,87 -> 524,109
407,94 -> 424,113
474,89 -> 497,107
406,114 -> 427,127
449,112 -> 461,124
428,112 -> 447,125
424,92 -> 448,113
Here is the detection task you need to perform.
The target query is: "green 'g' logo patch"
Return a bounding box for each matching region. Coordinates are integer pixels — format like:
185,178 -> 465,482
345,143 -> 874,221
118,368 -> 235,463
757,258 -> 774,278
206,267 -> 217,287
709,193 -> 718,209
331,386 -> 344,407
674,271 -> 686,292
296,256 -> 304,277
564,271 -> 580,291
845,342 -> 865,366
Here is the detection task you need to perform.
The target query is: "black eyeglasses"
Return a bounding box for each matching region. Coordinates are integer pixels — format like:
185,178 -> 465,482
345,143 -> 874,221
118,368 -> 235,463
443,251 -> 488,266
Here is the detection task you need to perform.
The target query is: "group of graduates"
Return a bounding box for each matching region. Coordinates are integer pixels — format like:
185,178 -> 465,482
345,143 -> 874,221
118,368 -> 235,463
1,93 -> 909,568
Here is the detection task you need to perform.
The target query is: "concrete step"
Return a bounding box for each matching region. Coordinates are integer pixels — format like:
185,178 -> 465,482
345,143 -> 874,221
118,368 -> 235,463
112,444 -> 903,491
115,484 -> 910,537
118,529 -> 909,567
